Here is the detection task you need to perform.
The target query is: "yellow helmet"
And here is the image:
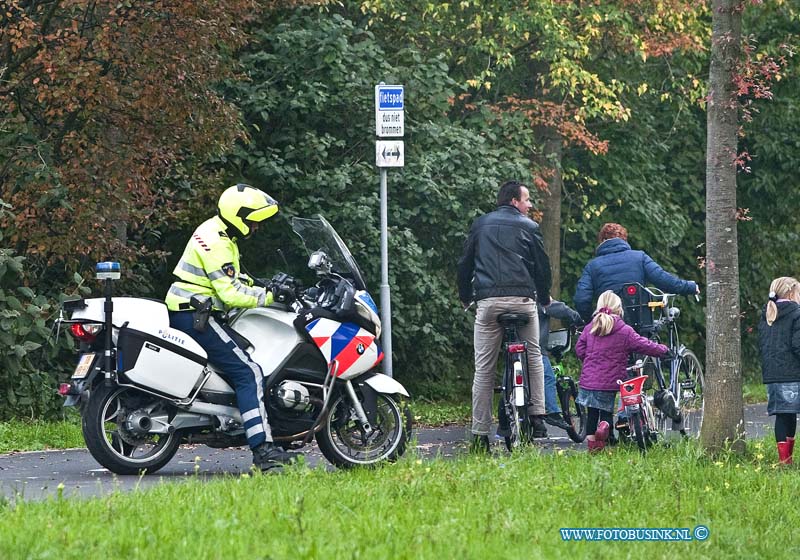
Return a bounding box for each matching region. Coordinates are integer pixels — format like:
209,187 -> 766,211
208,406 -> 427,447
217,184 -> 278,236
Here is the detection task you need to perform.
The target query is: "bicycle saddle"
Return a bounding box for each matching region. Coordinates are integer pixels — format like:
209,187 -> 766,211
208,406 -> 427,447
496,313 -> 529,327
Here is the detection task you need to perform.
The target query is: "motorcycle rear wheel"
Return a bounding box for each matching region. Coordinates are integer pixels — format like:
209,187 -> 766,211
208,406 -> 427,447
316,391 -> 411,468
82,384 -> 181,475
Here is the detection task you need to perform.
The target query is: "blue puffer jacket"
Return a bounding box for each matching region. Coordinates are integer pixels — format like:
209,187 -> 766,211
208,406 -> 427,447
573,238 -> 698,322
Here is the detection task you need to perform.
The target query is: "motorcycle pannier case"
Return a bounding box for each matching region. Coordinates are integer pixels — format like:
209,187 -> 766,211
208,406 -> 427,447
117,327 -> 208,399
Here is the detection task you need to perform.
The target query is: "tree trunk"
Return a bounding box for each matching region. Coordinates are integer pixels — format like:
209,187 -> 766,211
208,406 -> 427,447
534,126 -> 563,298
701,0 -> 745,454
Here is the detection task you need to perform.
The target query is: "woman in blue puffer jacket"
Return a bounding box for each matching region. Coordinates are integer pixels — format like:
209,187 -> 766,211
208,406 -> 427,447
573,223 -> 699,323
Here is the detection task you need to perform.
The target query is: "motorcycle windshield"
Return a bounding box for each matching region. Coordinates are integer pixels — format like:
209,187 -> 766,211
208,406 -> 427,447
291,215 -> 367,290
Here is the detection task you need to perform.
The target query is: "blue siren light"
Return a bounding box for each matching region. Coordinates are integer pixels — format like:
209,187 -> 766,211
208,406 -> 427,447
96,261 -> 121,280
96,261 -> 121,272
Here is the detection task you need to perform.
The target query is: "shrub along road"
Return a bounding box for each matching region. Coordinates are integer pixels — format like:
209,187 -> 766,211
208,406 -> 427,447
0,404 -> 768,501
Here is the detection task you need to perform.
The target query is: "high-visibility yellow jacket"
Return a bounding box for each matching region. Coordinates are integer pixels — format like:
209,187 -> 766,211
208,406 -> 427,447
165,216 -> 267,312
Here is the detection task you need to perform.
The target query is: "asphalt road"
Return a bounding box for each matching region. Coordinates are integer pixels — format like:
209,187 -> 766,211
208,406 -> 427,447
0,404 -> 769,502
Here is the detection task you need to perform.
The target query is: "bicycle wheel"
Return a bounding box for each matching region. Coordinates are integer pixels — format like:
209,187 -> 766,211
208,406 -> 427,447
504,402 -> 531,452
503,359 -> 531,452
629,409 -> 649,453
641,355 -> 675,436
676,349 -> 704,436
558,379 -> 587,443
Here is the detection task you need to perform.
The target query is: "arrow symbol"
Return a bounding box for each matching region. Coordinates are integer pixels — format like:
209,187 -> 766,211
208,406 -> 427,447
382,147 -> 400,159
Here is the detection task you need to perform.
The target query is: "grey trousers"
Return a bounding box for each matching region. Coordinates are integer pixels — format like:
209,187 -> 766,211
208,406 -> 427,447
472,296 -> 545,435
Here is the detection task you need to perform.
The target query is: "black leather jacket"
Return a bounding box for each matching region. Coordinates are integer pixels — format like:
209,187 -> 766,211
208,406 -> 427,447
758,301 -> 800,384
457,205 -> 551,305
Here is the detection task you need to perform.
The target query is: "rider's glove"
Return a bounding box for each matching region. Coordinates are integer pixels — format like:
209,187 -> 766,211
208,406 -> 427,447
274,285 -> 295,305
662,349 -> 677,361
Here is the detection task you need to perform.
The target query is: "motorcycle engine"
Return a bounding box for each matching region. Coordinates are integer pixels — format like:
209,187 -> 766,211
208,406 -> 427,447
273,381 -> 311,411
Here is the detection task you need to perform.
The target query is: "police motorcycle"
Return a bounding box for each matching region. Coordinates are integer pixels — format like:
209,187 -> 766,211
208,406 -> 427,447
58,215 -> 411,474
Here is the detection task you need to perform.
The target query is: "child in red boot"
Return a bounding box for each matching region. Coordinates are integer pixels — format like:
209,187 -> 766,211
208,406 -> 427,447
576,291 -> 669,453
758,277 -> 800,466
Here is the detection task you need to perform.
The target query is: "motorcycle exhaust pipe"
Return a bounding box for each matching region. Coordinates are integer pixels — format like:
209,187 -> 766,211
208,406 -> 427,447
185,401 -> 242,421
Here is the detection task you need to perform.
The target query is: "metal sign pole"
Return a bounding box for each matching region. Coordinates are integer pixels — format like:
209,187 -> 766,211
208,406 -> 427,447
375,82 -> 404,379
379,167 -> 393,377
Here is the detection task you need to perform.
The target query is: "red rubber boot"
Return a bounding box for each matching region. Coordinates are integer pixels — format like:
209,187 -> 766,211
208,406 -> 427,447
777,441 -> 793,465
587,438 -> 606,453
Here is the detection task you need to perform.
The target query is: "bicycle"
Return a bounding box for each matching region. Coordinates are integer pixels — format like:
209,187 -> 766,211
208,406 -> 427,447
494,312 -> 533,452
618,360 -> 659,452
620,283 -> 704,439
545,327 -> 588,443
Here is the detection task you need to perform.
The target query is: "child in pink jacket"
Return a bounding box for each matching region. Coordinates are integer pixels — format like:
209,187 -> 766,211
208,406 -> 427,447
576,290 -> 669,452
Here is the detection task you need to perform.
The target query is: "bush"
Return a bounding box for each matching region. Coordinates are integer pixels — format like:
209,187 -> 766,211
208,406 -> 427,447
0,247 -> 75,420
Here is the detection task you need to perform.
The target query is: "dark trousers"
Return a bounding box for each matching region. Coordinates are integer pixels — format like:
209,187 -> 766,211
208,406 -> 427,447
169,311 -> 271,449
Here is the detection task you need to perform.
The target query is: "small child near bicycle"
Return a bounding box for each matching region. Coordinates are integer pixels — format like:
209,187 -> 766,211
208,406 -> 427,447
758,276 -> 800,465
575,290 -> 669,452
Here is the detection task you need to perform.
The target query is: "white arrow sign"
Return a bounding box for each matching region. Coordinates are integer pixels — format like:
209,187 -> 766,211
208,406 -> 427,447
376,140 -> 404,167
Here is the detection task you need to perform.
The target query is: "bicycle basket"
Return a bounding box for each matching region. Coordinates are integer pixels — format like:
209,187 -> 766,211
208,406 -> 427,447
546,328 -> 571,359
619,283 -> 654,335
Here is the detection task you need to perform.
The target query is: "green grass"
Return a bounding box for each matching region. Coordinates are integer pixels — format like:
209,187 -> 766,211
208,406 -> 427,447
0,439 -> 797,559
410,400 -> 471,426
0,419 -> 84,454
743,382 -> 767,404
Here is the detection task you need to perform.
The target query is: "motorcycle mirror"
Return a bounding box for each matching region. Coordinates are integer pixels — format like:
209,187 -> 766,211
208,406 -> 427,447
277,248 -> 290,270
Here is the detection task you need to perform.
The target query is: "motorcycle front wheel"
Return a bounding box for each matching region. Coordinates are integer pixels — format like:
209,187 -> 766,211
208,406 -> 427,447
82,383 -> 181,475
316,390 -> 411,468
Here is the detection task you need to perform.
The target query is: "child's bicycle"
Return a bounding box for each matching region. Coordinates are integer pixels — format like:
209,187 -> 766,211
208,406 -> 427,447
494,312 -> 533,451
617,360 -> 658,452
546,327 -> 587,443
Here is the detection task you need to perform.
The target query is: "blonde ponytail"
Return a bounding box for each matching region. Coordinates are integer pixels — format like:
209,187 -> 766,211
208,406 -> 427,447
765,301 -> 778,326
590,290 -> 624,336
766,277 -> 800,326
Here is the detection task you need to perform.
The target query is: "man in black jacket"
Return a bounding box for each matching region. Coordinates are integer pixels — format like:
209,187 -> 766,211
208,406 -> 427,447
457,180 -> 552,451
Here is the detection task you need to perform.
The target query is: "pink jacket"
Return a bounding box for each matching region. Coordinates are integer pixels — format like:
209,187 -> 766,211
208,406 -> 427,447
576,315 -> 668,391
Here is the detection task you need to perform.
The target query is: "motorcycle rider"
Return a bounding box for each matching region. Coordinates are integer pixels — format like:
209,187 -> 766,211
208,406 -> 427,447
165,184 -> 296,471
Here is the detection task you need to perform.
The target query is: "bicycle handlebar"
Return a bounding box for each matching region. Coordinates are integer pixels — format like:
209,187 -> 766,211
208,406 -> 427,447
626,359 -> 645,372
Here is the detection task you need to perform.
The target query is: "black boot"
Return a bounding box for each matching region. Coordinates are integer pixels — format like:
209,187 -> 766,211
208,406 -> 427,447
544,412 -> 571,432
252,442 -> 296,471
530,415 -> 548,438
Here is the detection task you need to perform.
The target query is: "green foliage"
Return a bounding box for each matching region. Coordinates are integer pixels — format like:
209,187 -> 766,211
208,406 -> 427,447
559,40 -> 709,357
220,10 -> 533,396
0,246 -> 74,420
737,1 -> 800,375
0,0 -> 256,293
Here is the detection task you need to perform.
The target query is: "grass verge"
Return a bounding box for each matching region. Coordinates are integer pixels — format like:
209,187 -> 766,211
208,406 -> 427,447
410,400 -> 471,427
0,419 -> 84,454
0,439 -> 797,559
